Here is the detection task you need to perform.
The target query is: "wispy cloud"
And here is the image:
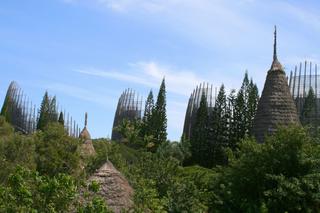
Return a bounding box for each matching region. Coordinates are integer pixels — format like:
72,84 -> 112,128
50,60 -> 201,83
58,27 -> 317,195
46,83 -> 116,107
75,61 -> 205,96
76,68 -> 156,87
279,2 -> 320,32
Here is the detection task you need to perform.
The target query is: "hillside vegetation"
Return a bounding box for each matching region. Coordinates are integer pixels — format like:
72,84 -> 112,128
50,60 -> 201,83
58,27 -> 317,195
1,115 -> 320,212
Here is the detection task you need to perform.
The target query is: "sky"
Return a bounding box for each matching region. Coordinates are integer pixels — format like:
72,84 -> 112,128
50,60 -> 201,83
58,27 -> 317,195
1,0 -> 320,141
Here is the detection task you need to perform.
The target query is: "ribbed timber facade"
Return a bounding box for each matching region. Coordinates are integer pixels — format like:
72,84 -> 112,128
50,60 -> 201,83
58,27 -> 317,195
288,61 -> 320,116
183,82 -> 215,139
111,89 -> 142,141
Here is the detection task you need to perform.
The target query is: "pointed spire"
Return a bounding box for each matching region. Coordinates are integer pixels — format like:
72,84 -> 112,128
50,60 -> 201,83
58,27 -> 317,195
270,25 -> 283,71
273,25 -> 277,61
253,26 -> 300,143
80,112 -> 91,140
85,112 -> 88,127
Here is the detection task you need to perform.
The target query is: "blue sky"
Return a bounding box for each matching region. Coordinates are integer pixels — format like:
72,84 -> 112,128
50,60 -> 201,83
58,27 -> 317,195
1,0 -> 320,140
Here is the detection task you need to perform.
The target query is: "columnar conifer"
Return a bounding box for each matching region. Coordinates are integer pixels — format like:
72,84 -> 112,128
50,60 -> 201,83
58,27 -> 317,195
152,78 -> 167,148
301,88 -> 316,127
190,92 -> 208,166
141,90 -> 154,137
58,112 -> 64,126
37,92 -> 59,130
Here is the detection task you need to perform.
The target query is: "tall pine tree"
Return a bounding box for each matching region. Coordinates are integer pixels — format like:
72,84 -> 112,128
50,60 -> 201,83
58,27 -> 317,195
227,89 -> 237,150
190,92 -> 209,166
211,84 -> 228,165
37,92 -> 50,130
152,78 -> 167,149
49,96 -> 58,122
233,72 -> 259,142
141,90 -> 154,137
248,79 -> 259,134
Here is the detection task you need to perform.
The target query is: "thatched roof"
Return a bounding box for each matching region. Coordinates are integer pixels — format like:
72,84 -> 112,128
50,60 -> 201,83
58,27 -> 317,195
79,112 -> 91,140
252,27 -> 300,143
79,112 -> 96,157
87,161 -> 134,212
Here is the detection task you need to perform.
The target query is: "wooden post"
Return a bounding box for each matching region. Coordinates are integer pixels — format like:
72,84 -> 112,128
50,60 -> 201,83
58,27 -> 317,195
288,70 -> 293,93
309,62 -> 312,92
303,61 -> 307,98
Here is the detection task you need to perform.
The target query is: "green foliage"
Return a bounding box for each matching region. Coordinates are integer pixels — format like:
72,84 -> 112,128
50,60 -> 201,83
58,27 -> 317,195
78,196 -> 112,213
301,88 -> 317,127
190,92 -> 209,166
0,115 -> 14,136
37,92 -> 59,130
188,72 -> 259,168
210,84 -> 228,166
212,126 -> 320,212
247,79 -> 259,134
157,141 -> 186,164
123,151 -> 177,211
58,111 -> 65,126
35,122 -> 80,177
0,166 -> 77,212
78,181 -> 112,213
166,166 -> 218,213
0,116 -> 36,183
167,178 -> 207,213
141,90 -> 155,138
132,177 -> 167,213
152,78 -> 168,150
232,72 -> 259,145
190,84 -> 230,168
180,135 -> 192,164
115,119 -> 142,146
0,92 -> 12,124
227,89 -> 237,150
87,139 -> 139,176
88,180 -> 100,193
117,146 -> 211,212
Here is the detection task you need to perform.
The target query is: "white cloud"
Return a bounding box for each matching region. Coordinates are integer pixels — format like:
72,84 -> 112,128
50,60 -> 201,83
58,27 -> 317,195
76,68 -> 156,87
46,83 -> 116,107
76,61 -> 205,96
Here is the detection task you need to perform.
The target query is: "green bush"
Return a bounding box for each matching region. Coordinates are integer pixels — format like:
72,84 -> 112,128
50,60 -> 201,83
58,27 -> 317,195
212,126 -> 320,212
35,123 -> 81,177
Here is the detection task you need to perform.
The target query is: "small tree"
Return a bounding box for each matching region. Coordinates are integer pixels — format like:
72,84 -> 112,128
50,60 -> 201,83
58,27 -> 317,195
301,88 -> 317,127
58,112 -> 64,126
37,92 -> 58,131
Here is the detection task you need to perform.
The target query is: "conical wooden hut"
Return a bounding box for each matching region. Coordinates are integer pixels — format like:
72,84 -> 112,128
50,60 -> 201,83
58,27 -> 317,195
252,27 -> 300,143
79,112 -> 96,156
